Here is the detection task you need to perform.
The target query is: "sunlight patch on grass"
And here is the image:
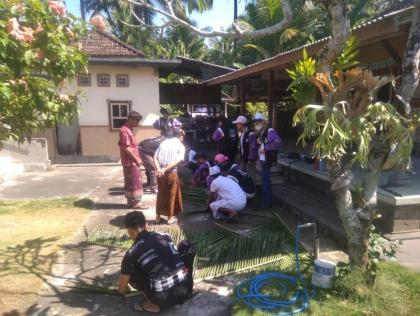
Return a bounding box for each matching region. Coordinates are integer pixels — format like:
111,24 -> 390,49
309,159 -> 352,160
0,198 -> 89,315
231,262 -> 420,316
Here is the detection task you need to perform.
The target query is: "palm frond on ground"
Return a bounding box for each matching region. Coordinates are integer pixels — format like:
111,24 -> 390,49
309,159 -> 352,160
86,215 -> 303,281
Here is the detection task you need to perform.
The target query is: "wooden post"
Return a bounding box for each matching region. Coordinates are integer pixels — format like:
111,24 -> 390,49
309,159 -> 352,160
240,79 -> 246,115
268,70 -> 276,127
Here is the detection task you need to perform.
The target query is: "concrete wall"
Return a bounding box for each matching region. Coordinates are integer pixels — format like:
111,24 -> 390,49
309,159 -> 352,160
62,64 -> 162,157
80,126 -> 158,157
0,138 -> 51,183
70,64 -> 160,127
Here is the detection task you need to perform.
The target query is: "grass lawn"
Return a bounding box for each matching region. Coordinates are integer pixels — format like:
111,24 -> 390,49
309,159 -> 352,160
232,261 -> 420,316
0,198 -> 90,315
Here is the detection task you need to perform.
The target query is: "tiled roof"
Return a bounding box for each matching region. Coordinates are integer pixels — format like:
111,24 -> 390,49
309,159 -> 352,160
80,29 -> 144,57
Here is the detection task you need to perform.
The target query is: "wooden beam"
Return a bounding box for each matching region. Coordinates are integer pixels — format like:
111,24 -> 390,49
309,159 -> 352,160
381,39 -> 402,70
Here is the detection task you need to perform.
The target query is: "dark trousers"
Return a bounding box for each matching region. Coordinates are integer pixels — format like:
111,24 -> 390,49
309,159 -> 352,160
260,161 -> 273,206
139,151 -> 157,188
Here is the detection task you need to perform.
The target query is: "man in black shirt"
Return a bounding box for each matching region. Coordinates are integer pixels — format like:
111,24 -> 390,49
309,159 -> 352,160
118,211 -> 195,313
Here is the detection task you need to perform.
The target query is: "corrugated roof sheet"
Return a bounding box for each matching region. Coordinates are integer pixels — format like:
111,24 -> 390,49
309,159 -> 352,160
205,5 -> 414,85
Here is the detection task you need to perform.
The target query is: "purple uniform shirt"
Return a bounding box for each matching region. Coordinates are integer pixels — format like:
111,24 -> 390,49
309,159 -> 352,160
248,132 -> 258,161
264,128 -> 282,151
248,128 -> 282,161
212,127 -> 224,142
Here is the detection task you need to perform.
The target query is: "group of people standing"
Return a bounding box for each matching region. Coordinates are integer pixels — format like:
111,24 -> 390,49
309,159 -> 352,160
116,109 -> 281,313
212,112 -> 282,208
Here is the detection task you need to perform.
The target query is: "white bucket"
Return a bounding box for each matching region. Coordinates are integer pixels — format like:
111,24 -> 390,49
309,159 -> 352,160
311,259 -> 336,289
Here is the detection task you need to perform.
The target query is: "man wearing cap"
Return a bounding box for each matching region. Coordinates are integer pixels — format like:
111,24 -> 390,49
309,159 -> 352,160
207,166 -> 247,221
252,113 -> 281,207
233,115 -> 257,183
118,111 -> 148,209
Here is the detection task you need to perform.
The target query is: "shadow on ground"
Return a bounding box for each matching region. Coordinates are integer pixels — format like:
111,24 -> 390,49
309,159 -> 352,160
1,236 -> 231,316
74,198 -> 130,210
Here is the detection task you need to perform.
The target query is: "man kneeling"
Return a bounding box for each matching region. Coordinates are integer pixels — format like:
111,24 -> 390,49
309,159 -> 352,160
208,166 -> 247,221
118,211 -> 196,313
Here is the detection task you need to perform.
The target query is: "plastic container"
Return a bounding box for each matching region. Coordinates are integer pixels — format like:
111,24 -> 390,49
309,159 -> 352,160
311,259 -> 336,289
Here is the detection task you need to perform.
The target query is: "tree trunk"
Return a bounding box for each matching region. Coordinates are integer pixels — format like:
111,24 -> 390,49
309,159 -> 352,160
316,0 -> 349,73
397,1 -> 420,116
329,163 -> 368,267
334,185 -> 369,267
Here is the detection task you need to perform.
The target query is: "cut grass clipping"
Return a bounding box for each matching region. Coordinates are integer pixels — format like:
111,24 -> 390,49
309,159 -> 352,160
86,223 -> 304,281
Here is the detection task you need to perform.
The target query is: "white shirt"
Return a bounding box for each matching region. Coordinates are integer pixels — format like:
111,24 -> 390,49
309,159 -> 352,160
188,149 -> 197,162
156,138 -> 185,170
210,175 -> 246,204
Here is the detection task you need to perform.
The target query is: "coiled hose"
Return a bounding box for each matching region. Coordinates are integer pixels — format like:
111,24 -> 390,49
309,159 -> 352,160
236,225 -> 311,315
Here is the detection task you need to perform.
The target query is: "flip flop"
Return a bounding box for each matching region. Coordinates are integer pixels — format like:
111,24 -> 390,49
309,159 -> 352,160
131,203 -> 149,210
133,302 -> 160,314
167,218 -> 178,225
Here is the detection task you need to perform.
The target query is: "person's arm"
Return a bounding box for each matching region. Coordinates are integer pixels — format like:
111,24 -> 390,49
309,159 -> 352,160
247,132 -> 258,161
264,129 -> 282,151
212,127 -> 224,142
154,150 -> 161,175
118,254 -> 132,295
124,148 -> 141,166
120,130 -> 141,166
118,274 -> 130,295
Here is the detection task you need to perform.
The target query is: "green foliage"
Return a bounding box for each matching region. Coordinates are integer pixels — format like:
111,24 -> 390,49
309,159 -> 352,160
245,102 -> 268,118
233,262 -> 420,316
0,0 -> 87,141
286,49 -> 317,105
294,99 -> 418,168
333,34 -> 360,70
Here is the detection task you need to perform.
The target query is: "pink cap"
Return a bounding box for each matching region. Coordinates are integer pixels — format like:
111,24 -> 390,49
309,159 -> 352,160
214,154 -> 229,163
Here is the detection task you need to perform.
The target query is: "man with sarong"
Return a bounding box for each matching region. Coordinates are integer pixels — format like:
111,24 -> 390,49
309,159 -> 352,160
154,129 -> 186,225
118,111 -> 148,209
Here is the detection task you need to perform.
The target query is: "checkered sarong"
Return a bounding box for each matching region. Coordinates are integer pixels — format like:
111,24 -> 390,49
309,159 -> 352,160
150,268 -> 187,292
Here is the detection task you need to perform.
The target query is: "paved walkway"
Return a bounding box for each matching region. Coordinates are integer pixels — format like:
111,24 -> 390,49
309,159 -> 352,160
1,165 -> 233,316
1,165 -> 419,315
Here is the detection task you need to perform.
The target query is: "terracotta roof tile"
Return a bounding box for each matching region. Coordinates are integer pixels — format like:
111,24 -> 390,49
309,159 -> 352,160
81,29 -> 144,57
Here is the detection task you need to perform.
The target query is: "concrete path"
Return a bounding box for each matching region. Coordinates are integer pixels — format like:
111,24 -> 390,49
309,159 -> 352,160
0,165 -> 233,316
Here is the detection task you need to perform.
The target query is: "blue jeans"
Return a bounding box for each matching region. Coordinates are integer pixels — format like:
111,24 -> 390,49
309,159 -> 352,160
260,161 -> 273,206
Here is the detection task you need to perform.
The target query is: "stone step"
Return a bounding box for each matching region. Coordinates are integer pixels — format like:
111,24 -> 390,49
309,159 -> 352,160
272,182 -> 347,247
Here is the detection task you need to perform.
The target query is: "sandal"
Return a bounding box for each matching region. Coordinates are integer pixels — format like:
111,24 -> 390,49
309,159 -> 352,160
131,203 -> 149,210
133,302 -> 160,314
167,218 -> 178,225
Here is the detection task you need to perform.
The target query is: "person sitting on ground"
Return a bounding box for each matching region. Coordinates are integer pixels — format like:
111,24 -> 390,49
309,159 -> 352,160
228,164 -> 256,199
214,153 -> 231,173
208,166 -> 247,221
191,154 -> 211,187
118,211 -> 196,313
184,143 -> 198,172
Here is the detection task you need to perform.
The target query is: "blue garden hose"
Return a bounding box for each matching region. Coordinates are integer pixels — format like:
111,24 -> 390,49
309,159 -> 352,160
236,224 -> 314,315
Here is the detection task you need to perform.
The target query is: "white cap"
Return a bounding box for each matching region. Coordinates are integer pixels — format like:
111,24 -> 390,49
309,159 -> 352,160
253,113 -> 265,121
209,165 -> 221,176
232,115 -> 247,124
